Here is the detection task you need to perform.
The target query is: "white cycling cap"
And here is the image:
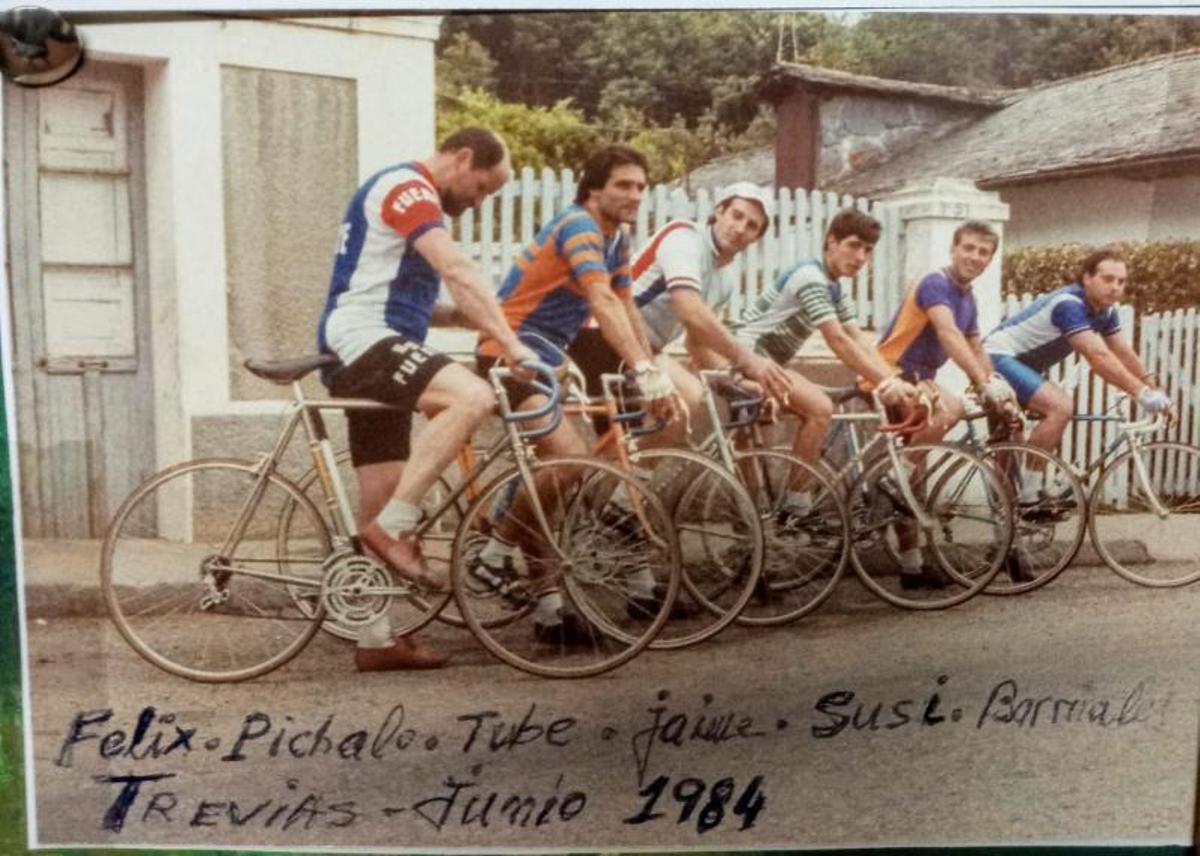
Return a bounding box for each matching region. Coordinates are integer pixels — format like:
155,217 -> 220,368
712,181 -> 773,220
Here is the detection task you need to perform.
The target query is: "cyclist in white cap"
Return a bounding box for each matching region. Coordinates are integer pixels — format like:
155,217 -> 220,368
567,180 -> 794,439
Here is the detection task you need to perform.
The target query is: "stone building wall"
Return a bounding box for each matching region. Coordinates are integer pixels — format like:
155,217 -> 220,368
816,95 -> 980,186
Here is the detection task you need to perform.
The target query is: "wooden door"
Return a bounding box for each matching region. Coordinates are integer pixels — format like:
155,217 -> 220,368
5,61 -> 155,537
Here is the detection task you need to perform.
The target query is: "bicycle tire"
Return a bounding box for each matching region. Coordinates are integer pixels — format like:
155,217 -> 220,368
731,449 -> 850,625
101,458 -> 329,682
974,442 -> 1087,595
451,457 -> 680,678
1088,441 -> 1200,587
619,448 -> 763,649
848,444 -> 1011,609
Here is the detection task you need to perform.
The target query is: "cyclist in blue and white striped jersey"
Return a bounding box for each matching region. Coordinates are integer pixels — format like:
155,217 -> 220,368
984,247 -> 1171,457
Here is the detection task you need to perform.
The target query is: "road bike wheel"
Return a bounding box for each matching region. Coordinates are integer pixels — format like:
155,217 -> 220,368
451,457 -> 680,678
626,449 -> 763,649
102,459 -> 330,682
731,449 -> 850,624
1088,441 -> 1200,587
975,442 -> 1087,594
284,449 -> 457,638
848,444 -> 1011,609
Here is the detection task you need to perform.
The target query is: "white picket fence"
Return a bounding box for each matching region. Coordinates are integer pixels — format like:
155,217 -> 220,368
1003,294 -> 1200,503
448,166 -> 901,329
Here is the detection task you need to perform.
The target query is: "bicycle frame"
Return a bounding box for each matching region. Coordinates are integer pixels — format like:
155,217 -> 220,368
818,397 -> 940,530
955,401 -> 1168,516
213,364 -> 571,603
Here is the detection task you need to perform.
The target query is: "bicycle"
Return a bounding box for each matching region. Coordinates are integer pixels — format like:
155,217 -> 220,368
687,368 -> 852,626
815,385 -> 1016,609
952,396 -> 1199,589
945,396 -> 1088,594
550,366 -> 766,650
101,355 -> 682,681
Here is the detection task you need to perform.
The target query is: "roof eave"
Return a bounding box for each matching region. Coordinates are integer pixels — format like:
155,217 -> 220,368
757,63 -> 1007,111
978,150 -> 1200,189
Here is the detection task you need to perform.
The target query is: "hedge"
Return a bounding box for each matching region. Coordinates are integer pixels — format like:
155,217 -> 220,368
1002,240 -> 1200,317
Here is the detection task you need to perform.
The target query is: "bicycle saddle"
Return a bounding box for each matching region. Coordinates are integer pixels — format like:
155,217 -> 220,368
244,353 -> 339,384
825,384 -> 869,405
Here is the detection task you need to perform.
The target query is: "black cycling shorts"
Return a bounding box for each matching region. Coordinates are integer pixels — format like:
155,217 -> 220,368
327,335 -> 453,467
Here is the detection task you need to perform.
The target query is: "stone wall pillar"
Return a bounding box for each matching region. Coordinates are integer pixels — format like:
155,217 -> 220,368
878,177 -> 1010,399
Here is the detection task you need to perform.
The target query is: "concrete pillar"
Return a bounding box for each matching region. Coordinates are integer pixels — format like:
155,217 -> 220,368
878,177 -> 1010,402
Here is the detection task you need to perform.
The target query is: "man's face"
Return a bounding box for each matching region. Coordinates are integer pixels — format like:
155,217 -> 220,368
712,198 -> 767,257
949,230 -> 998,285
1082,259 -> 1127,308
824,233 -> 874,279
590,163 -> 647,226
441,149 -> 510,217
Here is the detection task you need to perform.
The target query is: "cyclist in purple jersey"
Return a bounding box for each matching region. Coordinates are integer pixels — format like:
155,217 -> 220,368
875,220 -> 1016,445
873,220 -> 1016,588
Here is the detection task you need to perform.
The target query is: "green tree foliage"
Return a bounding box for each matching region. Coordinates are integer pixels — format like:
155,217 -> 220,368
821,13 -> 1200,89
437,88 -> 600,173
1004,241 -> 1200,316
437,11 -> 1200,181
442,11 -> 834,133
435,31 -> 497,102
440,13 -> 601,107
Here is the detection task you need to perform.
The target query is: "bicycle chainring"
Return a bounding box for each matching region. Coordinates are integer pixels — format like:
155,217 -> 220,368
320,551 -> 393,627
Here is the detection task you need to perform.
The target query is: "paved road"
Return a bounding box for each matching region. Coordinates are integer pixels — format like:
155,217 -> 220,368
22,562 -> 1199,851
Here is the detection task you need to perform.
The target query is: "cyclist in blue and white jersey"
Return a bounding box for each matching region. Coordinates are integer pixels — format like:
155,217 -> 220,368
984,247 -> 1171,458
318,126 -> 537,671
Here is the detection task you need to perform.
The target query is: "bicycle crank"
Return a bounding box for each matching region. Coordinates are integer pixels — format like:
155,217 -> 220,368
320,551 -> 394,627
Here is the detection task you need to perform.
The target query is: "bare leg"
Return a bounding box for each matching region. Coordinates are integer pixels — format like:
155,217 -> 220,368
351,465 -> 448,668
394,362 -> 496,507
896,384 -> 964,556
783,369 -> 833,489
355,461 -> 404,525
1025,382 -> 1073,456
361,362 -> 494,590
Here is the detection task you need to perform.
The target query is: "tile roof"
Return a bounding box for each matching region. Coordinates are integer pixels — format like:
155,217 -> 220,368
828,48 -> 1200,196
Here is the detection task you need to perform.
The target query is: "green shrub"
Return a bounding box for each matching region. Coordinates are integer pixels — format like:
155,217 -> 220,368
1003,240 -> 1200,316
438,88 -> 601,174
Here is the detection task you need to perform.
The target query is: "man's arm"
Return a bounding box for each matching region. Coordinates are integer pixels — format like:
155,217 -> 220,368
1105,332 -> 1156,386
1070,330 -> 1152,397
925,304 -> 990,387
429,302 -> 468,328
968,334 -> 994,377
669,289 -> 793,399
685,336 -> 730,371
822,321 -> 896,386
669,289 -> 746,362
588,280 -> 655,367
411,229 -> 529,360
621,290 -> 656,361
